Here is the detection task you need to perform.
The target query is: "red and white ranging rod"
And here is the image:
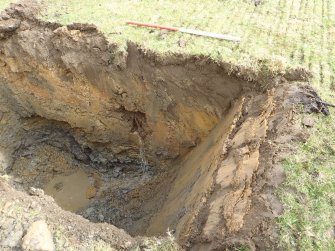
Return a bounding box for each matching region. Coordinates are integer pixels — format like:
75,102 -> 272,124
126,21 -> 241,42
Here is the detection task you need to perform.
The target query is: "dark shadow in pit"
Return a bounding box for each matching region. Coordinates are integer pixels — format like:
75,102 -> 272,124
7,116 -> 170,236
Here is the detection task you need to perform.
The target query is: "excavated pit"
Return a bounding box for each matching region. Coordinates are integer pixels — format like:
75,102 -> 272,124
3,90 -> 271,239
0,70 -> 276,245
0,3 -> 309,250
4,90 -> 270,236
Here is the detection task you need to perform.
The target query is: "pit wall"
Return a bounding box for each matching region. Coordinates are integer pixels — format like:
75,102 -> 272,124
147,91 -> 274,247
146,98 -> 244,236
0,5 -> 251,167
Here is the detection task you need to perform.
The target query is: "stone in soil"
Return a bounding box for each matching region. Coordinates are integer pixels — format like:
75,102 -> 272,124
21,220 -> 55,251
302,116 -> 315,127
86,185 -> 97,199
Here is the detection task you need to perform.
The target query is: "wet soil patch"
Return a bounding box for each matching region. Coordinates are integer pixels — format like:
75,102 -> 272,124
6,117 -> 163,236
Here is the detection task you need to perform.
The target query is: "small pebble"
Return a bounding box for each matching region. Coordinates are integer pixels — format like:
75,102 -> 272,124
302,116 -> 315,127
98,214 -> 104,222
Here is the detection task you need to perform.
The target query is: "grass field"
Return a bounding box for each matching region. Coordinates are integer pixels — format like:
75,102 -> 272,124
1,0 -> 335,250
278,114 -> 335,250
38,0 -> 335,100
0,1 -> 12,9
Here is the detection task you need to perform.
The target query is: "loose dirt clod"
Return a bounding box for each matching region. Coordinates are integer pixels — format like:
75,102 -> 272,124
295,86 -> 331,115
0,2 -> 316,251
22,220 -> 55,251
302,117 -> 315,128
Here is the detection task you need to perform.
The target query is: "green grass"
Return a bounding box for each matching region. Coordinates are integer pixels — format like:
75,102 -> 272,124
37,0 -> 335,101
1,0 -> 335,250
0,0 -> 12,9
278,114 -> 335,250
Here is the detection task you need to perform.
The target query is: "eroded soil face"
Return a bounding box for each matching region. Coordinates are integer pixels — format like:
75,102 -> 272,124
0,2 -> 307,251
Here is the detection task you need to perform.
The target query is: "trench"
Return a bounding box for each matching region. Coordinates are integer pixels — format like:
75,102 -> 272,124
0,4 -> 285,249
1,85 -> 274,242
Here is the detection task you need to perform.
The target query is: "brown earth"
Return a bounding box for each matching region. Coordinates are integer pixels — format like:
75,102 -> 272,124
0,1 -> 319,251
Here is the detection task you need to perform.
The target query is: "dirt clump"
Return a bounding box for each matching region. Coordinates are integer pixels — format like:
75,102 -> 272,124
21,220 -> 55,251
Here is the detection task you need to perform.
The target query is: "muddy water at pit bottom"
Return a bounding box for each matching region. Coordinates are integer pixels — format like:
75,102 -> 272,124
44,169 -> 91,212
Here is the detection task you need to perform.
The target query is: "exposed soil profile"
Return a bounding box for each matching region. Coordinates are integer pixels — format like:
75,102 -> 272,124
0,2 -> 319,251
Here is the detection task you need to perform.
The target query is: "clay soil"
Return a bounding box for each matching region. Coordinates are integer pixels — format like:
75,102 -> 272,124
0,2 -> 318,251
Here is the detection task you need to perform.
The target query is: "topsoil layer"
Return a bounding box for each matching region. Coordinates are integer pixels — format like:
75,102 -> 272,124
0,1 -> 317,251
